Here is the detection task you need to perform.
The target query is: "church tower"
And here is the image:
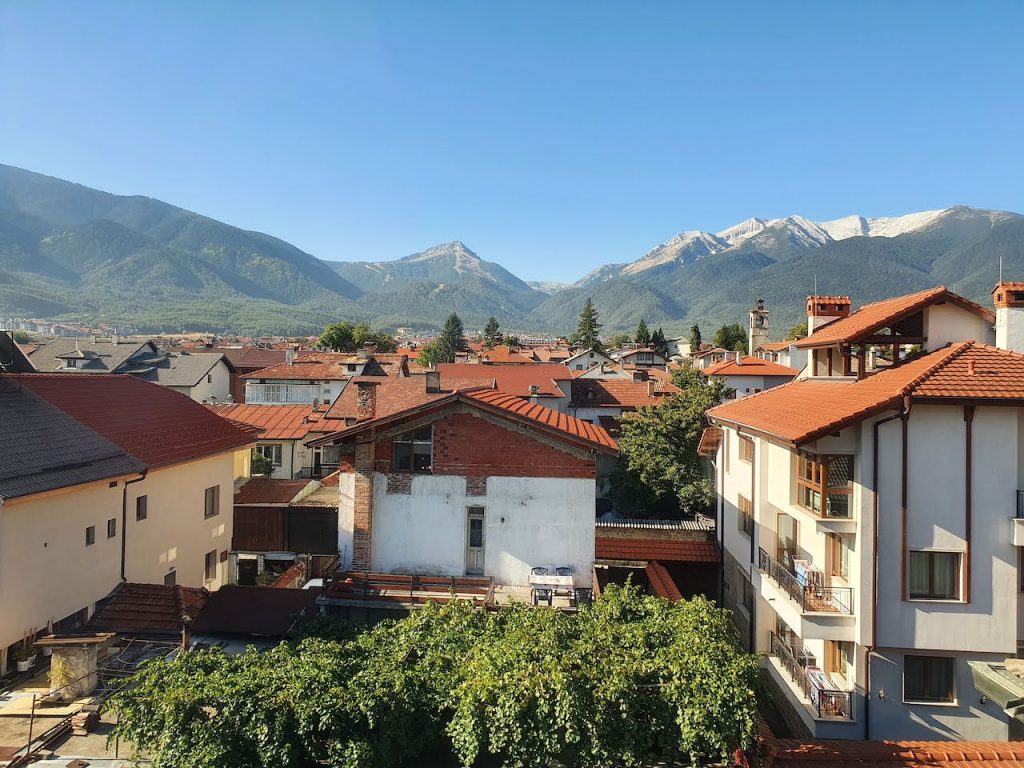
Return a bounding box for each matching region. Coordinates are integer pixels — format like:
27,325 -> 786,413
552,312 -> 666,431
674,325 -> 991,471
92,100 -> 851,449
748,298 -> 768,354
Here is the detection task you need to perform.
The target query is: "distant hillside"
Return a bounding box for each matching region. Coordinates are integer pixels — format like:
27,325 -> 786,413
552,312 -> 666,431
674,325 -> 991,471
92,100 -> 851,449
1,163 -> 1022,336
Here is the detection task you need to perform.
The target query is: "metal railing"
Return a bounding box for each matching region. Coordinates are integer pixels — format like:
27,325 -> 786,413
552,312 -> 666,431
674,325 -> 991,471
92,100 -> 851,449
769,632 -> 852,719
758,548 -> 853,614
297,464 -> 340,480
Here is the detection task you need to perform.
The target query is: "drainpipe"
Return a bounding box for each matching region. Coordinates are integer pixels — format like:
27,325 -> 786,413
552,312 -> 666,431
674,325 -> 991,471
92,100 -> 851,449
748,431 -> 756,654
121,471 -> 148,582
866,407 -> 903,740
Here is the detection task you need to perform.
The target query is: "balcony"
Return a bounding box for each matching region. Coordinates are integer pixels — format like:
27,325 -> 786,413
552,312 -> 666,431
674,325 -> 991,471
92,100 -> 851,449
758,548 -> 852,614
298,464 -> 340,480
768,632 -> 852,720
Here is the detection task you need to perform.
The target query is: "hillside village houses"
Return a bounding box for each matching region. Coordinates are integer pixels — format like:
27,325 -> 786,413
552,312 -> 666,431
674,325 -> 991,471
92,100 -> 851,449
0,371 -> 252,674
704,283 -> 1024,742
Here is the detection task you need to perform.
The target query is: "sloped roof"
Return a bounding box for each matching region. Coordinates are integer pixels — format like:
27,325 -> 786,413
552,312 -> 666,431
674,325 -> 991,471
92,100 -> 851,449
207,403 -> 324,439
645,561 -> 683,601
761,738 -> 1024,768
88,582 -> 208,637
702,356 -> 800,377
478,346 -> 537,364
133,351 -> 228,388
708,342 -> 1024,445
0,376 -> 145,499
27,337 -> 156,373
234,477 -> 314,505
16,373 -> 255,468
697,427 -> 723,457
570,378 -> 681,408
209,346 -> 289,370
437,363 -> 572,397
795,286 -> 994,349
324,376 -> 486,421
596,537 -> 721,563
243,352 -> 361,381
758,340 -> 796,352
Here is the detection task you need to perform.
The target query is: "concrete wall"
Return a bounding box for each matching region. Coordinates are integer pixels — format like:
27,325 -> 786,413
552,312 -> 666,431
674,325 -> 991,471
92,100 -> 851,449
187,359 -> 233,402
337,472 -> 356,569
925,303 -> 994,350
369,474 -> 594,587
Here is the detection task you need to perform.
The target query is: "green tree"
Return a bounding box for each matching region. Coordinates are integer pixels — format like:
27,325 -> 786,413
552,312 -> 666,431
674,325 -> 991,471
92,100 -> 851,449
689,323 -> 702,353
250,451 -> 273,477
435,313 -> 467,364
651,327 -> 668,358
482,316 -> 502,349
713,322 -> 747,353
634,317 -> 651,346
786,321 -> 808,340
611,366 -> 728,517
607,332 -> 632,349
504,334 -> 520,348
318,321 -> 355,352
12,330 -> 33,344
570,298 -> 603,352
416,340 -> 443,368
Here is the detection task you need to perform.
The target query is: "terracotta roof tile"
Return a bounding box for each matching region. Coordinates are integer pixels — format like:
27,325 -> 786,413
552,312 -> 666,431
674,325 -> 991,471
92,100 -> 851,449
209,347 -> 289,370
644,561 -> 683,601
15,373 -> 254,468
708,342 -> 1024,444
243,352 -> 360,381
795,286 -> 995,349
207,403 -> 324,440
702,356 -> 800,377
89,582 -> 208,637
762,737 -> 1024,768
570,378 -> 681,408
234,477 -> 313,505
324,376 -> 487,421
697,427 -> 722,457
478,346 -> 538,364
437,363 -> 572,397
758,340 -> 796,352
596,537 -> 721,563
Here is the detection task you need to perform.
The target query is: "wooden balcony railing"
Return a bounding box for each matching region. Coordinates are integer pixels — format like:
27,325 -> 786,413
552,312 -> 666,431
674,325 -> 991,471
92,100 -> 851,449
758,548 -> 853,614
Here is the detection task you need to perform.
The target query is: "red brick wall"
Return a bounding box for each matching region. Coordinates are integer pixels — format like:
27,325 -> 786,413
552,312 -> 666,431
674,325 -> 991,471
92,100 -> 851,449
371,411 -> 595,479
351,442 -> 374,571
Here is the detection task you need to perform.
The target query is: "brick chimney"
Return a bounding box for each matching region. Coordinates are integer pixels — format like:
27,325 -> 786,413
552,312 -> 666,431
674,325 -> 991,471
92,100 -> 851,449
807,296 -> 852,333
355,381 -> 379,421
993,282 -> 1024,352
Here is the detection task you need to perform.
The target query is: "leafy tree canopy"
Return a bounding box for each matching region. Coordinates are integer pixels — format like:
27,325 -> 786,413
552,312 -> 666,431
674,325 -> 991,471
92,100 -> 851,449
786,321 -> 808,340
318,321 -> 397,353
249,451 -> 273,477
503,334 -> 520,348
570,297 -> 603,352
106,585 -> 758,768
713,323 -> 747,353
607,332 -> 632,350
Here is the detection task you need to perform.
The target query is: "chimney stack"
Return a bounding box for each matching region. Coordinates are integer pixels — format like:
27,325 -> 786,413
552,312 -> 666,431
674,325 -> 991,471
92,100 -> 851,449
735,351 -> 743,365
806,296 -> 852,333
424,370 -> 441,393
993,282 -> 1024,353
355,381 -> 379,421
528,384 -> 540,396
285,349 -> 295,366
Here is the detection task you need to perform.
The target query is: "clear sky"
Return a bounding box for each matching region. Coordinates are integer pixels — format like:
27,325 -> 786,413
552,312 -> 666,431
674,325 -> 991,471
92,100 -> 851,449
2,1 -> 1022,283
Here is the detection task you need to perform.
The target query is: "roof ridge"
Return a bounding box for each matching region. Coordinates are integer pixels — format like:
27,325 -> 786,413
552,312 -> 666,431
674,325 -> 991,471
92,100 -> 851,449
901,341 -> 973,394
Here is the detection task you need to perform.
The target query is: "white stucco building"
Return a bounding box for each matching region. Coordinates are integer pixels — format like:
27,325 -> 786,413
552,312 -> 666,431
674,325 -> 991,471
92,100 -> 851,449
704,285 -> 1024,742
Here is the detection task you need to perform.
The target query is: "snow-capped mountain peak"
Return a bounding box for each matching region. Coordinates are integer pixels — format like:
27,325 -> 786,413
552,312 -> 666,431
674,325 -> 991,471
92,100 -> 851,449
622,230 -> 728,275
716,217 -> 767,245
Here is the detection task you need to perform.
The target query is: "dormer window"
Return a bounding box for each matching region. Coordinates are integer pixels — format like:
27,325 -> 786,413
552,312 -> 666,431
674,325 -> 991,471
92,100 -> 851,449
64,358 -> 77,369
392,425 -> 433,472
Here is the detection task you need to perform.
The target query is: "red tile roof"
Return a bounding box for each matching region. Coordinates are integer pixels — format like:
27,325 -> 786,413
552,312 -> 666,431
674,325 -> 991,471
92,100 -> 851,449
478,346 -> 538,364
437,363 -> 572,397
795,286 -> 995,349
89,582 -> 208,637
702,356 -> 799,377
207,403 -> 324,439
758,340 -> 796,352
697,427 -> 722,457
243,352 -> 360,381
644,561 -> 682,601
15,373 -> 254,468
708,341 -> 1024,445
234,477 -> 313,505
570,378 -> 681,408
324,375 -> 490,421
595,536 -> 721,563
762,738 -> 1024,768
209,347 -> 288,370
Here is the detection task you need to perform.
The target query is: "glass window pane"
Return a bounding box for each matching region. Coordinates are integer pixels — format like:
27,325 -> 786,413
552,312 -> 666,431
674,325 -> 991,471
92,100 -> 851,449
909,552 -> 930,597
932,553 -> 957,598
469,519 -> 483,547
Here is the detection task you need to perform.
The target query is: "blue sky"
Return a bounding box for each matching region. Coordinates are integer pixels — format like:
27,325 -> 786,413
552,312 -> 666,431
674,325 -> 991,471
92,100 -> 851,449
2,1 -> 1022,283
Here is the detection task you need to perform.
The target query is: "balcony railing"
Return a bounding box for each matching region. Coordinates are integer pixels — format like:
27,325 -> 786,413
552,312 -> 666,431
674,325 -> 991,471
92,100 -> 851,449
298,464 -> 340,480
758,548 -> 853,614
769,632 -> 852,720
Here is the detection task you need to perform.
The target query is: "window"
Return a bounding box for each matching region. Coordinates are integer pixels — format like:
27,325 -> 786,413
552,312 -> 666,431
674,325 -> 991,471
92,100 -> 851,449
828,533 -> 850,580
204,550 -> 218,581
85,525 -> 95,546
253,444 -> 283,468
207,373 -> 213,384
738,495 -> 753,537
107,518 -> 117,538
739,435 -> 754,462
826,640 -> 852,680
392,425 -> 433,472
136,495 -> 148,521
904,655 -> 956,703
164,570 -> 176,586
64,358 -> 77,368
204,485 -> 220,519
777,513 -> 798,571
909,551 -> 961,600
797,453 -> 854,518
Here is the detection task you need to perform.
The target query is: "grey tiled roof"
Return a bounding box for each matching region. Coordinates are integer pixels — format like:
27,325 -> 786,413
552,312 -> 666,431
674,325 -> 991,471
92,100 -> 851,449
0,378 -> 145,499
132,352 -> 227,388
27,337 -> 156,373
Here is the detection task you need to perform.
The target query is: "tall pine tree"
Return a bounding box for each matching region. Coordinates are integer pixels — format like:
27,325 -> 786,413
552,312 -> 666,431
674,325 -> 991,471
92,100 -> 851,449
572,298 -> 603,352
651,327 -> 668,357
435,313 -> 467,363
634,318 -> 651,346
689,324 -> 702,353
482,316 -> 502,349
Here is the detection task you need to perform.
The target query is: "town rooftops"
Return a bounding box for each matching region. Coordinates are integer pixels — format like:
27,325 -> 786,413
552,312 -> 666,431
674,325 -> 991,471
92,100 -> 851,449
701,355 -> 799,377
209,346 -> 289,370
234,477 -> 317,506
761,738 -> 1024,768
707,341 -> 1024,445
0,376 -> 145,500
795,286 -> 995,349
14,373 -> 254,468
570,377 -> 681,408
436,363 -> 572,397
325,375 -> 491,421
207,403 -> 325,440
243,351 -> 362,381
596,537 -> 721,563
88,582 -> 208,638
478,345 -> 538,364
757,340 -> 797,353
27,336 -> 154,372
125,350 -> 231,388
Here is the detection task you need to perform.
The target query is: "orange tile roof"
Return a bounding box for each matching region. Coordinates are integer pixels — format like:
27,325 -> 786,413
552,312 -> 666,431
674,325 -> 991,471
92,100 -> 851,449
324,375 -> 491,421
596,537 -> 721,563
708,342 -> 1024,444
762,738 -> 1024,768
478,346 -> 538,364
437,363 -> 572,397
758,340 -> 795,352
570,378 -> 681,408
207,403 -> 324,439
697,426 -> 722,456
644,561 -> 683,601
702,356 -> 800,377
795,286 -> 995,349
243,352 -> 360,381
15,373 -> 254,468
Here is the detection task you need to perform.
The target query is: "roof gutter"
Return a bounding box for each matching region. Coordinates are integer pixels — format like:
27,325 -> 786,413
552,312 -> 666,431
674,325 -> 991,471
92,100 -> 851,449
121,470 -> 148,582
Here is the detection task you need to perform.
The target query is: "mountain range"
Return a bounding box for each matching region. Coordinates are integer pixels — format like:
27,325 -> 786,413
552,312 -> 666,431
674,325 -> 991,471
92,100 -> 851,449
1,163 -> 1023,337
